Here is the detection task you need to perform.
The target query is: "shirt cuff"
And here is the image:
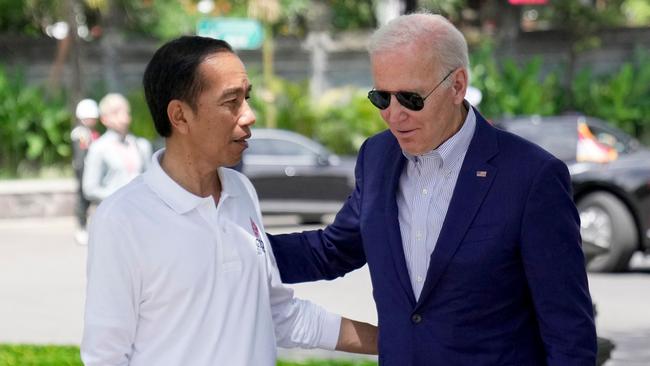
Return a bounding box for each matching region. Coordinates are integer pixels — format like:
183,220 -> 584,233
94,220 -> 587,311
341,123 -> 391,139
317,312 -> 341,350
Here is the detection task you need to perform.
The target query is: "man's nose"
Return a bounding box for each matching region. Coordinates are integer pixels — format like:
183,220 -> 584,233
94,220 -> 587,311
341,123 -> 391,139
384,95 -> 408,124
239,100 -> 256,127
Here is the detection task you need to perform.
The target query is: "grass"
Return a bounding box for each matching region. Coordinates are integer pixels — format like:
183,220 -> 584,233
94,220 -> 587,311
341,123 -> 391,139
0,345 -> 81,366
0,345 -> 378,366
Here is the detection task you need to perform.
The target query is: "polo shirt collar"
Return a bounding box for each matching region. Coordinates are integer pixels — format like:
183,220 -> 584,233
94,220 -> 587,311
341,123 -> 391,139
143,149 -> 242,214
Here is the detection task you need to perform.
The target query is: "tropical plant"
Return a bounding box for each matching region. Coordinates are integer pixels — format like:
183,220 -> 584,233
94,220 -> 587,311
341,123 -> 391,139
572,48 -> 650,138
0,66 -> 71,177
470,42 -> 562,119
317,88 -> 386,154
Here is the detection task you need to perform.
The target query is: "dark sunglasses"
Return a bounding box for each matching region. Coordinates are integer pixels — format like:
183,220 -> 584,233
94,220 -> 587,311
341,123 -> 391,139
367,69 -> 455,111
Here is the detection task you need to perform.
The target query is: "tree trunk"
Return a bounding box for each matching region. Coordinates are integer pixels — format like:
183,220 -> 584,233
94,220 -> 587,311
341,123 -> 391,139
68,0 -> 84,109
493,0 -> 521,58
99,0 -> 124,93
262,22 -> 277,128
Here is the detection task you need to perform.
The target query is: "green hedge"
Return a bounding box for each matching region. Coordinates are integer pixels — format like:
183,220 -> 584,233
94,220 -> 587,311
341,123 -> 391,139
571,48 -> 650,138
2,49 -> 650,176
0,68 -> 158,178
0,66 -> 71,178
0,344 -> 377,366
470,43 -> 563,118
470,44 -> 650,140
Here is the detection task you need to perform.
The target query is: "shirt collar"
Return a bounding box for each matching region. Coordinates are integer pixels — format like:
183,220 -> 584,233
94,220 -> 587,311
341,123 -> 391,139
143,149 -> 241,214
402,100 -> 476,168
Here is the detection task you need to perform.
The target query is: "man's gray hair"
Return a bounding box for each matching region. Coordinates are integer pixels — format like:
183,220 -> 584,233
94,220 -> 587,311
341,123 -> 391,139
368,12 -> 469,82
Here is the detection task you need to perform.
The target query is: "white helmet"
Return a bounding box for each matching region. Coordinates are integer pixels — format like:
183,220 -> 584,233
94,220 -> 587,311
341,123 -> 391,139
75,98 -> 99,119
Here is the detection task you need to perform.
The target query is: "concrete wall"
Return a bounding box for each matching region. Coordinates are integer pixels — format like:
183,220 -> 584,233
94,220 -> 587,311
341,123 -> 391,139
0,179 -> 75,219
1,27 -> 649,95
504,27 -> 650,76
0,33 -> 375,94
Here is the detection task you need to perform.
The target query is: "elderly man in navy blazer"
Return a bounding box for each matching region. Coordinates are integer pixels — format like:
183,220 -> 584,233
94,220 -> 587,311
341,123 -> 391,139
268,12 -> 597,366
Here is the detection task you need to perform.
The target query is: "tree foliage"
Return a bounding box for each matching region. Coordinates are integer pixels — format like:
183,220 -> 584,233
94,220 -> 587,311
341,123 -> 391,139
0,0 -> 379,40
539,0 -> 627,53
0,0 -> 65,36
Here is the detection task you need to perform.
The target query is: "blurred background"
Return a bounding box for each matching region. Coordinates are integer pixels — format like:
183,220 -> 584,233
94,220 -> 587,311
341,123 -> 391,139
1,0 -> 650,365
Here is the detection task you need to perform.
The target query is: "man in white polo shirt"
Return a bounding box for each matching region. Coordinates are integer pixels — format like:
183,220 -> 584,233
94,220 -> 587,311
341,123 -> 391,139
81,36 -> 377,366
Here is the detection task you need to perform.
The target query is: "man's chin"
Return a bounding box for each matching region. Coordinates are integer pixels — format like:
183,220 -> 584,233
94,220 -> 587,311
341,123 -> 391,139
224,155 -> 243,169
396,140 -> 421,156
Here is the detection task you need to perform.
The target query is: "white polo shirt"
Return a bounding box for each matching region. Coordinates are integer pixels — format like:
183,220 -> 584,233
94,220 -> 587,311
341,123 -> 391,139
82,149 -> 341,366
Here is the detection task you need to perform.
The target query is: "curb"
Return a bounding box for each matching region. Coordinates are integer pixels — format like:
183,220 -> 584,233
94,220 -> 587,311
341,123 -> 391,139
0,179 -> 76,219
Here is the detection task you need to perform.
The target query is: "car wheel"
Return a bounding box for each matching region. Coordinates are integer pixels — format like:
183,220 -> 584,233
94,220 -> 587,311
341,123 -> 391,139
577,191 -> 637,272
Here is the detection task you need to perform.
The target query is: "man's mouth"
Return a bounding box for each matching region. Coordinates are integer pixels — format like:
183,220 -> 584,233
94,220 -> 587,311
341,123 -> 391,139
233,134 -> 251,146
395,128 -> 417,137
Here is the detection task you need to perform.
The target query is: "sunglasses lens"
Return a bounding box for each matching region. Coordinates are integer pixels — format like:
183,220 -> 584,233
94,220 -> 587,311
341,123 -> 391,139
368,90 -> 426,111
368,90 -> 391,110
396,92 -> 424,111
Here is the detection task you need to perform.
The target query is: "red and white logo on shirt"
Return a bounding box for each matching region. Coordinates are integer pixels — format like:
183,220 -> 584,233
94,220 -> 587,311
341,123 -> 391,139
250,218 -> 265,255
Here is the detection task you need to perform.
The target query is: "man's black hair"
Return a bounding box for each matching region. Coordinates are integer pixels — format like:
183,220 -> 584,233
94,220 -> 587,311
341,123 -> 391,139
143,36 -> 233,137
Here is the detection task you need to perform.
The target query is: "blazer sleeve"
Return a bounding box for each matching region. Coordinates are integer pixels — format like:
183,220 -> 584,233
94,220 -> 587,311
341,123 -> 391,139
520,157 -> 597,365
268,141 -> 369,283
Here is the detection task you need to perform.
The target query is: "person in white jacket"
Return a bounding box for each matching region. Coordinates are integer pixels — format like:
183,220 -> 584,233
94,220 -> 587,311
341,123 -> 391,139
81,36 -> 377,366
82,93 -> 152,203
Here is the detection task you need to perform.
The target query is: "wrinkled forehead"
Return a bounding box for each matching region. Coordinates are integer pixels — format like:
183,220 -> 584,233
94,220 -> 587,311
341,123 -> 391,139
371,41 -> 438,68
370,46 -> 439,84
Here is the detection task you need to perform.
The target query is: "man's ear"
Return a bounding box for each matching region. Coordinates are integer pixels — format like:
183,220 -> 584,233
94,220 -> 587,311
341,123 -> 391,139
167,100 -> 192,135
451,68 -> 469,105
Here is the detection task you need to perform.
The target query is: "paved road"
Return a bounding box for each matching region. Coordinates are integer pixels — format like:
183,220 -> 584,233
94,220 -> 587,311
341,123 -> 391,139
1,216 -> 649,364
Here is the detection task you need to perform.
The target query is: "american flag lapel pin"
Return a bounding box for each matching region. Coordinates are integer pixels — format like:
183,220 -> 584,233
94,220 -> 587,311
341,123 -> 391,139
476,170 -> 487,177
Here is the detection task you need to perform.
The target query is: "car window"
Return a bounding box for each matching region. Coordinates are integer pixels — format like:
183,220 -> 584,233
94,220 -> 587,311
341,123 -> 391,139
248,138 -> 317,157
502,121 -> 577,161
586,123 -> 634,154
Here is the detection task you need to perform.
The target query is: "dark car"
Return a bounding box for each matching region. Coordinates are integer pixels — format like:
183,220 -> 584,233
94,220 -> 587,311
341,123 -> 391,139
241,128 -> 356,223
495,115 -> 650,272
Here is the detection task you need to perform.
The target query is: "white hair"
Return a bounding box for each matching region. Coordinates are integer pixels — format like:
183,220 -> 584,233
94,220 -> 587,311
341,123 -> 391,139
368,12 -> 470,83
99,93 -> 129,116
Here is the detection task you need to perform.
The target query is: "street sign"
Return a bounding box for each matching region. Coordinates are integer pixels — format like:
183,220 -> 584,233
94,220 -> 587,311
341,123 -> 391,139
196,18 -> 264,50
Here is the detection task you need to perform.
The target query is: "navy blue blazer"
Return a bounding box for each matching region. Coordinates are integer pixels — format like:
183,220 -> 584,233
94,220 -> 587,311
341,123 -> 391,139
269,110 -> 597,365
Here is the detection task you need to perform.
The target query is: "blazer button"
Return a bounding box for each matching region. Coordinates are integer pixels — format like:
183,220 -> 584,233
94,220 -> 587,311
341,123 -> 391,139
411,314 -> 422,324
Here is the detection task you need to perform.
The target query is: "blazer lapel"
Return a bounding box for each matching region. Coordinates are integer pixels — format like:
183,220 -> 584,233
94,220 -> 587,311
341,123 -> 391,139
382,138 -> 417,306
416,112 -> 499,307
